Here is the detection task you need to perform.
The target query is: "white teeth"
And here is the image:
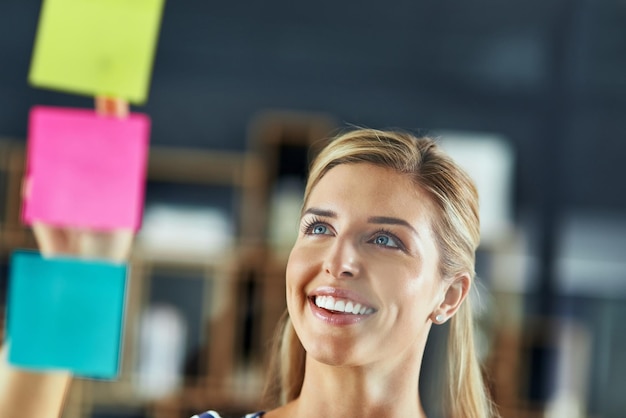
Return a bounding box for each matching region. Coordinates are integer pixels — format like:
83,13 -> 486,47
334,300 -> 345,311
314,295 -> 373,315
345,301 -> 354,312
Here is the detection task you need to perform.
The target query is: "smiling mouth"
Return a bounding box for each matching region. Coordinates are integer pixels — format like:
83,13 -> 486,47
312,295 -> 375,315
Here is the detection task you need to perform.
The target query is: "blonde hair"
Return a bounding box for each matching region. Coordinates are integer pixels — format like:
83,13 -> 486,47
263,128 -> 498,418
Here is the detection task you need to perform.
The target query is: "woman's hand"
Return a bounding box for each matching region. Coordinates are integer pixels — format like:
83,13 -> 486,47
1,96 -> 134,418
32,221 -> 134,261
0,222 -> 135,418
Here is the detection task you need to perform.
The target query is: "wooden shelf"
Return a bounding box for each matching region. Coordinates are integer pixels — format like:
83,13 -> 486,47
0,111 -> 334,418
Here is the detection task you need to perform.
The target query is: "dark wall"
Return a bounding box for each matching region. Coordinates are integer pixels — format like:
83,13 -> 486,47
2,1 -> 626,415
1,0 -> 626,214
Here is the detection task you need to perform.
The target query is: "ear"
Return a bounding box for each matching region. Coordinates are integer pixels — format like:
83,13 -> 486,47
433,272 -> 471,323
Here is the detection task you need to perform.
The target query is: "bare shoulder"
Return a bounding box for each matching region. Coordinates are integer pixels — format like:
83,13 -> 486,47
262,401 -> 298,418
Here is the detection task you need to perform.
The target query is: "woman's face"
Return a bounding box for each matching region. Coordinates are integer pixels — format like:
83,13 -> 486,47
286,162 -> 445,368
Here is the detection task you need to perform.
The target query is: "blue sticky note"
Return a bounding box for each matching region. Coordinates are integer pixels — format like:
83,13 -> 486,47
6,251 -> 127,379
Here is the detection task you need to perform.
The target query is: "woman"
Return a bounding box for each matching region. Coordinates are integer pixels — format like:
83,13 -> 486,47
197,128 -> 498,417
1,128 -> 497,418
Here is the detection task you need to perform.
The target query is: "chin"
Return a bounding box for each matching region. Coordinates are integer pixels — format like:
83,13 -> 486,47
302,336 -> 366,367
309,350 -> 355,367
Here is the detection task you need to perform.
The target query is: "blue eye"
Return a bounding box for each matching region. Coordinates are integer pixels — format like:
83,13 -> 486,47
301,217 -> 332,236
312,224 -> 328,235
374,235 -> 390,245
372,232 -> 401,248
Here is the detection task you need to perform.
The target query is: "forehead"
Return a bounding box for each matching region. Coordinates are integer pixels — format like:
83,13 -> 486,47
307,163 -> 434,222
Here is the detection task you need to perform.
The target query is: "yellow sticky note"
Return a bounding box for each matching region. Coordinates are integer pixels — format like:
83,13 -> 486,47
29,0 -> 166,104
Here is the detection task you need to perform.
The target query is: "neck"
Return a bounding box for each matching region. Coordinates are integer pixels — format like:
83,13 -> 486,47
290,349 -> 428,418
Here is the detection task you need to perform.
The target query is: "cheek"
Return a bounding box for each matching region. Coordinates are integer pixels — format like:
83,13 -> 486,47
369,259 -> 440,313
367,254 -> 423,290
285,244 -> 316,301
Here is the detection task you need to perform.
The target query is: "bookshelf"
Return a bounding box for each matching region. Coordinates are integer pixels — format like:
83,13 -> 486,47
0,110 -> 337,418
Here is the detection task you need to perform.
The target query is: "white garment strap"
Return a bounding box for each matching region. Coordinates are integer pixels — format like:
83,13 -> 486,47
191,411 -> 221,418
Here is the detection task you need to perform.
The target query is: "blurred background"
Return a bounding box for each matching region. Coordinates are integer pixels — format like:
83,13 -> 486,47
1,1 -> 626,417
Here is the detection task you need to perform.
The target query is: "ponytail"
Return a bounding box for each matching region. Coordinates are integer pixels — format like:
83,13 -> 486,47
445,300 -> 499,418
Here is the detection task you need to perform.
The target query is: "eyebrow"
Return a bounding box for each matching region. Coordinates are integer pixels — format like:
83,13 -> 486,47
302,207 -> 418,235
367,216 -> 418,235
302,207 -> 337,218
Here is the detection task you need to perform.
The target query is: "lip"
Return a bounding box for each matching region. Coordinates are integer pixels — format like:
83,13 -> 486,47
308,286 -> 377,326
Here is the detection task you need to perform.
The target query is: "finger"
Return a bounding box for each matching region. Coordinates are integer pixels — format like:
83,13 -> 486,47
78,229 -> 134,263
32,222 -> 70,257
95,96 -> 129,118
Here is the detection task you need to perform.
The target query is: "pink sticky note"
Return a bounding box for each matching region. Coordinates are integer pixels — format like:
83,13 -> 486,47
22,106 -> 150,231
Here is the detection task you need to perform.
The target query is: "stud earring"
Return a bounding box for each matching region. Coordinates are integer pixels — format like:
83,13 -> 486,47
435,314 -> 444,323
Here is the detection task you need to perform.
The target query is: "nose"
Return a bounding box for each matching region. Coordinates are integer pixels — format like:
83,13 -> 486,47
323,237 -> 361,279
